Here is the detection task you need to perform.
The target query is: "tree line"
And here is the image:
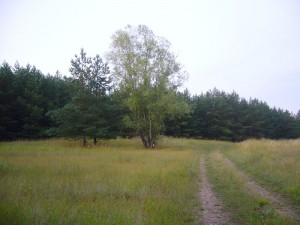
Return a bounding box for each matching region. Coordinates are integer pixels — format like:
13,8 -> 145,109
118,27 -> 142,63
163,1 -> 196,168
1,61 -> 299,143
1,25 -> 300,146
165,89 -> 300,141
0,51 -> 126,144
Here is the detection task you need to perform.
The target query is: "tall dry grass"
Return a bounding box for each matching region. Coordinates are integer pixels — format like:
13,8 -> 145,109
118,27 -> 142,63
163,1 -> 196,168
0,138 -> 199,225
1,137 -> 298,224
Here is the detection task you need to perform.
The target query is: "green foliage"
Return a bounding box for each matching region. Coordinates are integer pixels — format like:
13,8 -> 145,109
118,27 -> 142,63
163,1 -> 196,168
0,62 -> 16,139
50,94 -> 120,141
165,88 -> 300,141
1,59 -> 299,141
0,63 -> 71,140
107,25 -> 189,148
1,34 -> 300,142
69,48 -> 110,96
50,49 -> 114,145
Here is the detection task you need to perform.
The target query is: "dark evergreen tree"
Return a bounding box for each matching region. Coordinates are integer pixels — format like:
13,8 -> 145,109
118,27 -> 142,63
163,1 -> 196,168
0,62 -> 17,139
164,89 -> 192,138
11,64 -> 45,138
165,88 -> 300,141
50,49 -> 112,145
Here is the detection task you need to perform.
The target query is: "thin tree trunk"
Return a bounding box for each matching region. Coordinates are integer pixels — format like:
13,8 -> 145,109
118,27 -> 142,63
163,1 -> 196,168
83,135 -> 87,147
140,132 -> 148,148
83,132 -> 87,146
147,111 -> 152,149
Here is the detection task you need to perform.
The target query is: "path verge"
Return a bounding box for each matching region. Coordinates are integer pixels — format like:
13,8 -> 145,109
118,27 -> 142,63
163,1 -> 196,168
218,152 -> 300,222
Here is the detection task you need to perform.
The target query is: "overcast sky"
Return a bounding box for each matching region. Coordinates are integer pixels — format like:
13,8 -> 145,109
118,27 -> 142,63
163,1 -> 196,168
1,0 -> 299,114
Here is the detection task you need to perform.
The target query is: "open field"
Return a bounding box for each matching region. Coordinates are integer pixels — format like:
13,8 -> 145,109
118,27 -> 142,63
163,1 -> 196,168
0,138 -> 299,225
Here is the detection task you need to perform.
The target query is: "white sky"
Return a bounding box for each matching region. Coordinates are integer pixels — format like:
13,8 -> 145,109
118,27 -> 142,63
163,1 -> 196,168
1,0 -> 299,114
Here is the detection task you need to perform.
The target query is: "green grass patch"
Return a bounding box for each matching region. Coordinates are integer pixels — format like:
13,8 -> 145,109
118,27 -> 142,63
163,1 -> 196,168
206,151 -> 297,225
0,139 -> 200,225
223,139 -> 300,206
1,138 -> 299,224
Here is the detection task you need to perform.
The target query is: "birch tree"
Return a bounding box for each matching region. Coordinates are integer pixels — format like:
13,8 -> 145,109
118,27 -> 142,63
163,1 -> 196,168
107,25 -> 188,148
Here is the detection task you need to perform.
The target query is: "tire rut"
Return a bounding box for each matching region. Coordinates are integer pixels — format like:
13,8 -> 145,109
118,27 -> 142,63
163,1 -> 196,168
198,157 -> 232,225
218,152 -> 300,222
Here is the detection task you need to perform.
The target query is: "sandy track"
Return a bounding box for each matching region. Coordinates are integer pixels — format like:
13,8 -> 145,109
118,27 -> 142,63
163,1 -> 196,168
198,157 -> 232,225
218,152 -> 300,222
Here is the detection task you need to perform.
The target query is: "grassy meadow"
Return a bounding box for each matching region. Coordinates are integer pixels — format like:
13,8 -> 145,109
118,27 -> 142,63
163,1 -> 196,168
0,137 -> 300,225
0,138 -> 201,225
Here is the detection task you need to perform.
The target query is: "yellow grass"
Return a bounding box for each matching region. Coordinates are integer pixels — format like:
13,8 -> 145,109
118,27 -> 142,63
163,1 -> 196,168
1,138 -> 299,224
0,139 -> 200,225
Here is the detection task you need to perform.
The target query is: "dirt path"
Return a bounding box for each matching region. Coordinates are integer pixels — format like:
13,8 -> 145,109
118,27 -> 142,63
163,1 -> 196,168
198,157 -> 232,225
218,152 -> 300,222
